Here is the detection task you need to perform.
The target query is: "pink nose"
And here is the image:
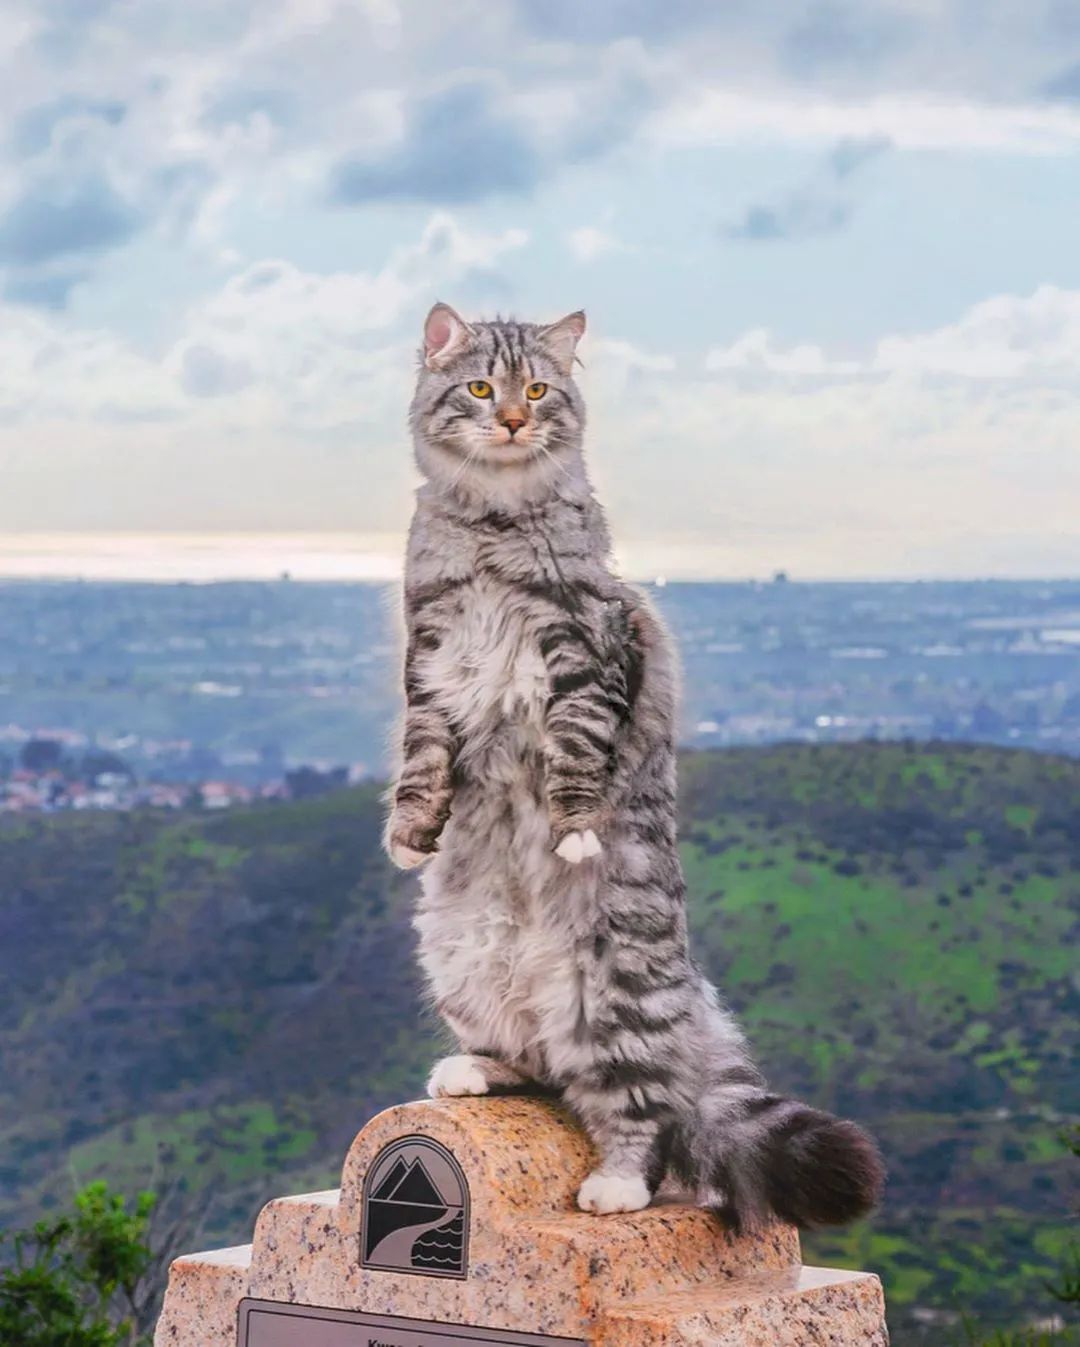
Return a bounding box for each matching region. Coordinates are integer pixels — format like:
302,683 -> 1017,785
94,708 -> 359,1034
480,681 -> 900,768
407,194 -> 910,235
502,417 -> 525,436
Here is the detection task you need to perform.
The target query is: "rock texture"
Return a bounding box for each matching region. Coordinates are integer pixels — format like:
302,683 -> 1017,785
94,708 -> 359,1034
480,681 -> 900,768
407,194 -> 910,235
156,1096 -> 888,1346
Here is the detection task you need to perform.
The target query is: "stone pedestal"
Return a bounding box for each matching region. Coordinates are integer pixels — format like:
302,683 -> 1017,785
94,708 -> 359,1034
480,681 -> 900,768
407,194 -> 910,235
156,1097 -> 888,1347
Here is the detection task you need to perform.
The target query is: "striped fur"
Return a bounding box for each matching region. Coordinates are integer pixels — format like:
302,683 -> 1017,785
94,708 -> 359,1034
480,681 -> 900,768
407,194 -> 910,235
385,305 -> 884,1228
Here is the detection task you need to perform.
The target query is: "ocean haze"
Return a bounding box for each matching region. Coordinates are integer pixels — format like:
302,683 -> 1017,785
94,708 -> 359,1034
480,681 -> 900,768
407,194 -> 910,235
0,533 -> 404,582
2,533 -> 1079,583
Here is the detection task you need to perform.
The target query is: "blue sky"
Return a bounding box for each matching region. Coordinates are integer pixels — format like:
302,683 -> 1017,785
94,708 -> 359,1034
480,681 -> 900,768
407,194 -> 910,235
2,0 -> 1080,577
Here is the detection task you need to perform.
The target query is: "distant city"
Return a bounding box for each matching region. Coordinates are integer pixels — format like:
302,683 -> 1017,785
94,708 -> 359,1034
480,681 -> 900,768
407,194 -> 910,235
1,577 -> 1078,813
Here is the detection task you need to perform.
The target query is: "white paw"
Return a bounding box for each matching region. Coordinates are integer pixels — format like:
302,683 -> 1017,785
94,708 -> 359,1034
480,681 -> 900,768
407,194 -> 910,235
427,1055 -> 490,1098
577,1172 -> 651,1214
581,828 -> 602,857
556,829 -> 603,864
556,831 -> 584,863
390,841 -> 430,870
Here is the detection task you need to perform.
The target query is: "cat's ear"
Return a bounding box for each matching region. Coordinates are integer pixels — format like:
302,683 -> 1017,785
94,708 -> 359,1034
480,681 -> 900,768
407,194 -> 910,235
423,302 -> 472,370
539,310 -> 586,374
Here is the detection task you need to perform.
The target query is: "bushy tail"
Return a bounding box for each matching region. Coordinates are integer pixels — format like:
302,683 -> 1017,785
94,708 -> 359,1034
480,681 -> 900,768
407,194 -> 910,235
759,1103 -> 885,1227
672,1091 -> 885,1231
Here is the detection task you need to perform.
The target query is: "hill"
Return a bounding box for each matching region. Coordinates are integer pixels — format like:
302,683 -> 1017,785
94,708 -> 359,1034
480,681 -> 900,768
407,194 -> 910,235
1,742 -> 1077,1343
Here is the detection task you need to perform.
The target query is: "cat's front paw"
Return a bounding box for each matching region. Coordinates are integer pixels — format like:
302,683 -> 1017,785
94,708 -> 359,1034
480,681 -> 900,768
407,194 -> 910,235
555,828 -> 603,864
385,805 -> 444,870
389,839 -> 431,870
577,1171 -> 651,1214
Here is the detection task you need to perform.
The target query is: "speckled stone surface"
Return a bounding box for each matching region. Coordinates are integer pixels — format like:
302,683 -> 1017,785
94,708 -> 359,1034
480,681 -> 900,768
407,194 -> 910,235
155,1244 -> 251,1347
596,1267 -> 889,1347
155,1096 -> 889,1347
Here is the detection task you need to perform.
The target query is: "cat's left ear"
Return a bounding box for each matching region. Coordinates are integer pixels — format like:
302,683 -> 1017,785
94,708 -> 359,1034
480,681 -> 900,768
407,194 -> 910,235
423,302 -> 473,371
539,310 -> 586,374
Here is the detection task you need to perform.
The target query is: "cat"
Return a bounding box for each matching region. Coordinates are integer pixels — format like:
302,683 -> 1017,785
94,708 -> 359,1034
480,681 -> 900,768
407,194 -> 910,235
384,302 -> 884,1228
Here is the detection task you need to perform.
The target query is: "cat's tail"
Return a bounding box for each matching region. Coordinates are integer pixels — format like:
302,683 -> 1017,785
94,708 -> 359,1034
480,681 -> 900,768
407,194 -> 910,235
671,1085 -> 885,1230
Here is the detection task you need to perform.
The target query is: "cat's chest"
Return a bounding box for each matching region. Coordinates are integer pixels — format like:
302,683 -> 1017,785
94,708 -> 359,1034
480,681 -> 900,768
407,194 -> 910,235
425,579 -> 548,732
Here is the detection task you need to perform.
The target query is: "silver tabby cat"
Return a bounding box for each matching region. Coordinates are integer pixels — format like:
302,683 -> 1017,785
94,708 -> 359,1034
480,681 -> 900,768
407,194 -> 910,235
385,302 -> 883,1227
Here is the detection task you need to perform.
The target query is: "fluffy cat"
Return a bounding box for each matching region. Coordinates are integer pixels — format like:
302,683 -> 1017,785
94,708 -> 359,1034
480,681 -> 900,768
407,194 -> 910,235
385,302 -> 884,1227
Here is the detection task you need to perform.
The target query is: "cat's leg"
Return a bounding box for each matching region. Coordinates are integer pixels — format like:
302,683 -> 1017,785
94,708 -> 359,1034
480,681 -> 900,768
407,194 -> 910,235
427,1053 -> 531,1098
557,941 -> 681,1213
386,633 -> 458,869
414,818 -> 543,1101
562,1086 -> 669,1213
537,615 -> 621,864
422,965 -> 540,1100
559,819 -> 696,1214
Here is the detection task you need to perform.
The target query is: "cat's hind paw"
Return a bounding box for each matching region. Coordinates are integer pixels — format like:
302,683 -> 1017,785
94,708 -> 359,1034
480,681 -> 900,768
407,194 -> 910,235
555,828 -> 603,864
577,1172 -> 651,1214
427,1055 -> 491,1098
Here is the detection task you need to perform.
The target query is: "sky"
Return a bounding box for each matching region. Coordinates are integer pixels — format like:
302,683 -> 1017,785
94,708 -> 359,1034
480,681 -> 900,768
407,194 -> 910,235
2,0 -> 1080,578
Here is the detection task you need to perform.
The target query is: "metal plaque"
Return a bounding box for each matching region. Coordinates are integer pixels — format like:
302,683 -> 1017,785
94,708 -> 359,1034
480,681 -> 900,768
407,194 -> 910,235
237,1302 -> 587,1347
360,1136 -> 470,1279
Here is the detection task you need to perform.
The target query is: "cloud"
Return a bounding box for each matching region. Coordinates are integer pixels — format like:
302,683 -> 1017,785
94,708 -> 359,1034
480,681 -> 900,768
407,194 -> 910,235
829,134 -> 890,177
705,329 -> 859,376
0,211 -> 535,531
11,96 -> 126,156
591,338 -> 676,374
650,89 -> 1080,154
170,213 -> 529,429
704,286 -> 1080,381
200,86 -> 295,132
725,133 -> 889,241
2,271 -> 1079,577
179,344 -> 253,398
0,211 -> 528,430
1,267 -> 86,310
513,0 -> 711,46
872,285 -> 1080,379
781,3 -> 917,81
559,59 -> 659,164
566,226 -> 629,262
0,175 -> 141,267
0,0 -> 1078,575
603,292 -> 1080,577
0,306 -> 181,424
0,0 -> 1074,315
330,82 -> 542,206
327,39 -> 659,207
1041,62 -> 1080,102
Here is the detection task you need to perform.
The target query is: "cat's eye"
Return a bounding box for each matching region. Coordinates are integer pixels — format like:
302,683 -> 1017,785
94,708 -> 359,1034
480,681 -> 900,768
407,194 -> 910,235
525,382 -> 548,401
468,380 -> 493,399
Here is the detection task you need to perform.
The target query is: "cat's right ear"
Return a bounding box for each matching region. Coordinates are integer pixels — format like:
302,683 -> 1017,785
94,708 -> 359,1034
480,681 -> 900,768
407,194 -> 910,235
423,302 -> 472,370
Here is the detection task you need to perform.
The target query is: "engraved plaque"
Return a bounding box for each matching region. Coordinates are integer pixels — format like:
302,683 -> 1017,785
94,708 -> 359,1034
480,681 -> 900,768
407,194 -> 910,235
360,1136 -> 470,1279
237,1302 -> 587,1347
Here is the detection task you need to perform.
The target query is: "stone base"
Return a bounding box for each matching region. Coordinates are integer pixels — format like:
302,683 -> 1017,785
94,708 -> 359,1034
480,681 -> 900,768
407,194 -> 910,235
156,1097 -> 888,1347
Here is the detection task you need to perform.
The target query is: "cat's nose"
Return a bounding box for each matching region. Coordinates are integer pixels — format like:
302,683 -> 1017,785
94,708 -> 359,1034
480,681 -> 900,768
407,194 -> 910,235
502,417 -> 526,436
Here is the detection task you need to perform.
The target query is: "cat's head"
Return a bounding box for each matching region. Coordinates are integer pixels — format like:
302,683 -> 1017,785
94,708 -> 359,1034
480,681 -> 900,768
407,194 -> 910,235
409,303 -> 587,508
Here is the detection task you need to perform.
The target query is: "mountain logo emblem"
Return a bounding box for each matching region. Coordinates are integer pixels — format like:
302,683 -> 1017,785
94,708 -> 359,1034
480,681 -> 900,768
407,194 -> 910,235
360,1136 -> 469,1279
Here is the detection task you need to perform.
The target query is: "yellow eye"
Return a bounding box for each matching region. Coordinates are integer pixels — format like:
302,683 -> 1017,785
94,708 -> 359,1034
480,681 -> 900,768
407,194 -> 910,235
468,380 -> 493,398
526,382 -> 547,400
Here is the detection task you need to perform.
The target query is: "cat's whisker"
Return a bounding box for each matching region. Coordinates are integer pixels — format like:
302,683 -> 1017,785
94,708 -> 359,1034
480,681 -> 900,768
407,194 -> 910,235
447,442 -> 482,490
533,443 -> 569,478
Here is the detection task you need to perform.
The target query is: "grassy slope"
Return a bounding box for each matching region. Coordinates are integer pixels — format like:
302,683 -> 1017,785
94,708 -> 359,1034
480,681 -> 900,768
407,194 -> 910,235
678,745 -> 1078,1333
1,743 -> 1077,1341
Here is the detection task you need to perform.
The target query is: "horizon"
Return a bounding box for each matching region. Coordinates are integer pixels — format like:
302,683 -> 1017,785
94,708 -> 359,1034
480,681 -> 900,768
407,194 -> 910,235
1,531 -> 1079,585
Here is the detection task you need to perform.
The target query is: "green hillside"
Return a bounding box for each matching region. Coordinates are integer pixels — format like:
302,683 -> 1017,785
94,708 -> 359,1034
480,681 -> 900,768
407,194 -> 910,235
1,743 -> 1077,1343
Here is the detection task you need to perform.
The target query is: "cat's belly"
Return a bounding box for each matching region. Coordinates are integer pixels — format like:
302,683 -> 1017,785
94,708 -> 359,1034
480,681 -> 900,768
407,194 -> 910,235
413,782 -> 594,1080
